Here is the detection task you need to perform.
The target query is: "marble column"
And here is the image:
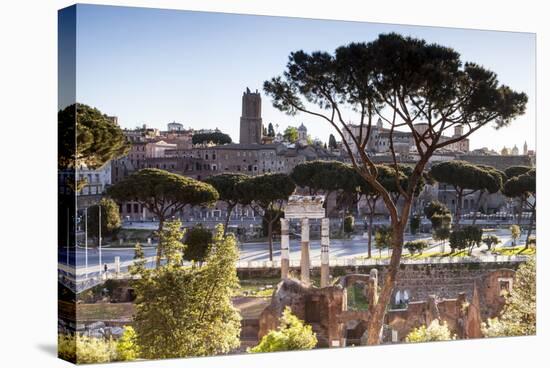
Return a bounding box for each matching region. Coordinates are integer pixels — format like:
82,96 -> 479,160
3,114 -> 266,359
280,218 -> 290,279
320,218 -> 330,287
300,218 -> 310,283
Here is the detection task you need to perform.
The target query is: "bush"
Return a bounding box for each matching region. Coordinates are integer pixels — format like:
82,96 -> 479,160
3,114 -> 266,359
406,320 -> 455,342
482,235 -> 500,251
249,307 -> 317,353
404,240 -> 429,255
116,326 -> 140,361
449,226 -> 483,254
58,334 -> 117,364
509,224 -> 521,245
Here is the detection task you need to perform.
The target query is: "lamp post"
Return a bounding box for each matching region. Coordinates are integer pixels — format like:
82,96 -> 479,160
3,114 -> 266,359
84,207 -> 88,279
98,204 -> 102,276
66,207 -> 69,265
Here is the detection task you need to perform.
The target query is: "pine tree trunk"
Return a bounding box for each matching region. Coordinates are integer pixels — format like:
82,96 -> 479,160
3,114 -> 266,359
517,197 -> 525,226
366,225 -> 404,344
223,203 -> 235,236
454,188 -> 463,228
368,204 -> 375,258
524,202 -> 536,249
471,190 -> 484,226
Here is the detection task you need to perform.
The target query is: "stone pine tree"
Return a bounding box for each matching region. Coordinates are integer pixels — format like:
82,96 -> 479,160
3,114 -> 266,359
241,173 -> 296,261
107,168 -> 219,267
58,103 -> 129,255
470,165 -> 505,225
429,161 -> 502,228
191,131 -> 232,145
504,165 -> 533,226
264,33 -> 527,344
58,103 -> 130,171
205,173 -> 248,235
290,160 -> 349,196
132,225 -> 241,359
503,169 -> 536,247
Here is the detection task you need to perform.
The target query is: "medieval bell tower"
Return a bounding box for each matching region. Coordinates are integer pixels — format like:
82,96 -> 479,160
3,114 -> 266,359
239,88 -> 263,144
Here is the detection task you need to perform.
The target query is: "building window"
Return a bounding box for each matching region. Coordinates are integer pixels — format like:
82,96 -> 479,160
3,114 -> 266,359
133,203 -> 139,213
126,203 -> 132,213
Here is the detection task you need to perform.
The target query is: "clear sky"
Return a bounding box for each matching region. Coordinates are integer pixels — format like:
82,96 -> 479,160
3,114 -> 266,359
72,4 -> 536,151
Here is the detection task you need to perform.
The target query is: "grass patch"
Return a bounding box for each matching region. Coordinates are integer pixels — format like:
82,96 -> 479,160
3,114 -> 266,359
236,277 -> 280,297
492,246 -> 536,256
76,303 -> 134,321
347,284 -> 369,311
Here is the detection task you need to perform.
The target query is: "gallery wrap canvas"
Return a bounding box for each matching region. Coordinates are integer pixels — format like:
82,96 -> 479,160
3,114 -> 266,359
58,3 -> 536,364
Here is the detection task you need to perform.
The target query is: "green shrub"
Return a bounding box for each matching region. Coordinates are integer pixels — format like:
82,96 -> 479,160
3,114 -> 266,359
406,320 -> 455,342
509,225 -> 521,245
482,235 -> 500,251
116,326 -> 140,361
404,240 -> 429,255
249,307 -> 317,353
449,226 -> 482,254
58,334 -> 117,364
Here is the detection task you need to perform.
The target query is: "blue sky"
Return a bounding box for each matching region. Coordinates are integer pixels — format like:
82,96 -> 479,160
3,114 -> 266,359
72,4 -> 536,151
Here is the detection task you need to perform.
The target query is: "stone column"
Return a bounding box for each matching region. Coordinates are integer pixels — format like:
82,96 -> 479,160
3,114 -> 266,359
320,218 -> 330,287
280,218 -> 290,279
300,218 -> 310,283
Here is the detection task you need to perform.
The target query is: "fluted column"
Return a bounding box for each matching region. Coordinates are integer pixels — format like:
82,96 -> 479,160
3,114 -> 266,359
280,218 -> 290,279
300,218 -> 310,283
320,218 -> 330,287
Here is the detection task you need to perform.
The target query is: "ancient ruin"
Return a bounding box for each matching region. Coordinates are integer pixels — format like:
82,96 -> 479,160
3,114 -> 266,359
258,267 -> 517,347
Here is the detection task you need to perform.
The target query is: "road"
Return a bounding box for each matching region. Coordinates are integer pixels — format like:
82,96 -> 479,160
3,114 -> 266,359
59,227 -> 533,269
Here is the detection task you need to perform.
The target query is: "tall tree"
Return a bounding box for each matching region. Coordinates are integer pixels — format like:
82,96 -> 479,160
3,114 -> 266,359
192,131 -> 232,145
264,33 -> 527,344
503,169 -> 536,247
58,103 -> 130,170
133,225 -> 241,359
328,133 -> 338,149
205,173 -> 248,235
470,165 -> 505,225
240,174 -> 296,261
268,122 -> 276,137
504,165 -> 533,225
429,161 -> 502,228
107,168 -> 218,267
87,198 -> 122,245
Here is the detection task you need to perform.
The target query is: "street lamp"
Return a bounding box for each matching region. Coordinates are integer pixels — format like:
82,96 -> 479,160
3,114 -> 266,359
99,204 -> 102,276
85,207 -> 88,279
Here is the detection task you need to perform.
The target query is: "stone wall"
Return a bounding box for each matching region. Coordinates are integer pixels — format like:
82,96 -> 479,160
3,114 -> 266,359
239,261 -> 521,309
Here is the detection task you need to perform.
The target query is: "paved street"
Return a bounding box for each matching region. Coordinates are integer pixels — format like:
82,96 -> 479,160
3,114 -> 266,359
59,227 -> 534,269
